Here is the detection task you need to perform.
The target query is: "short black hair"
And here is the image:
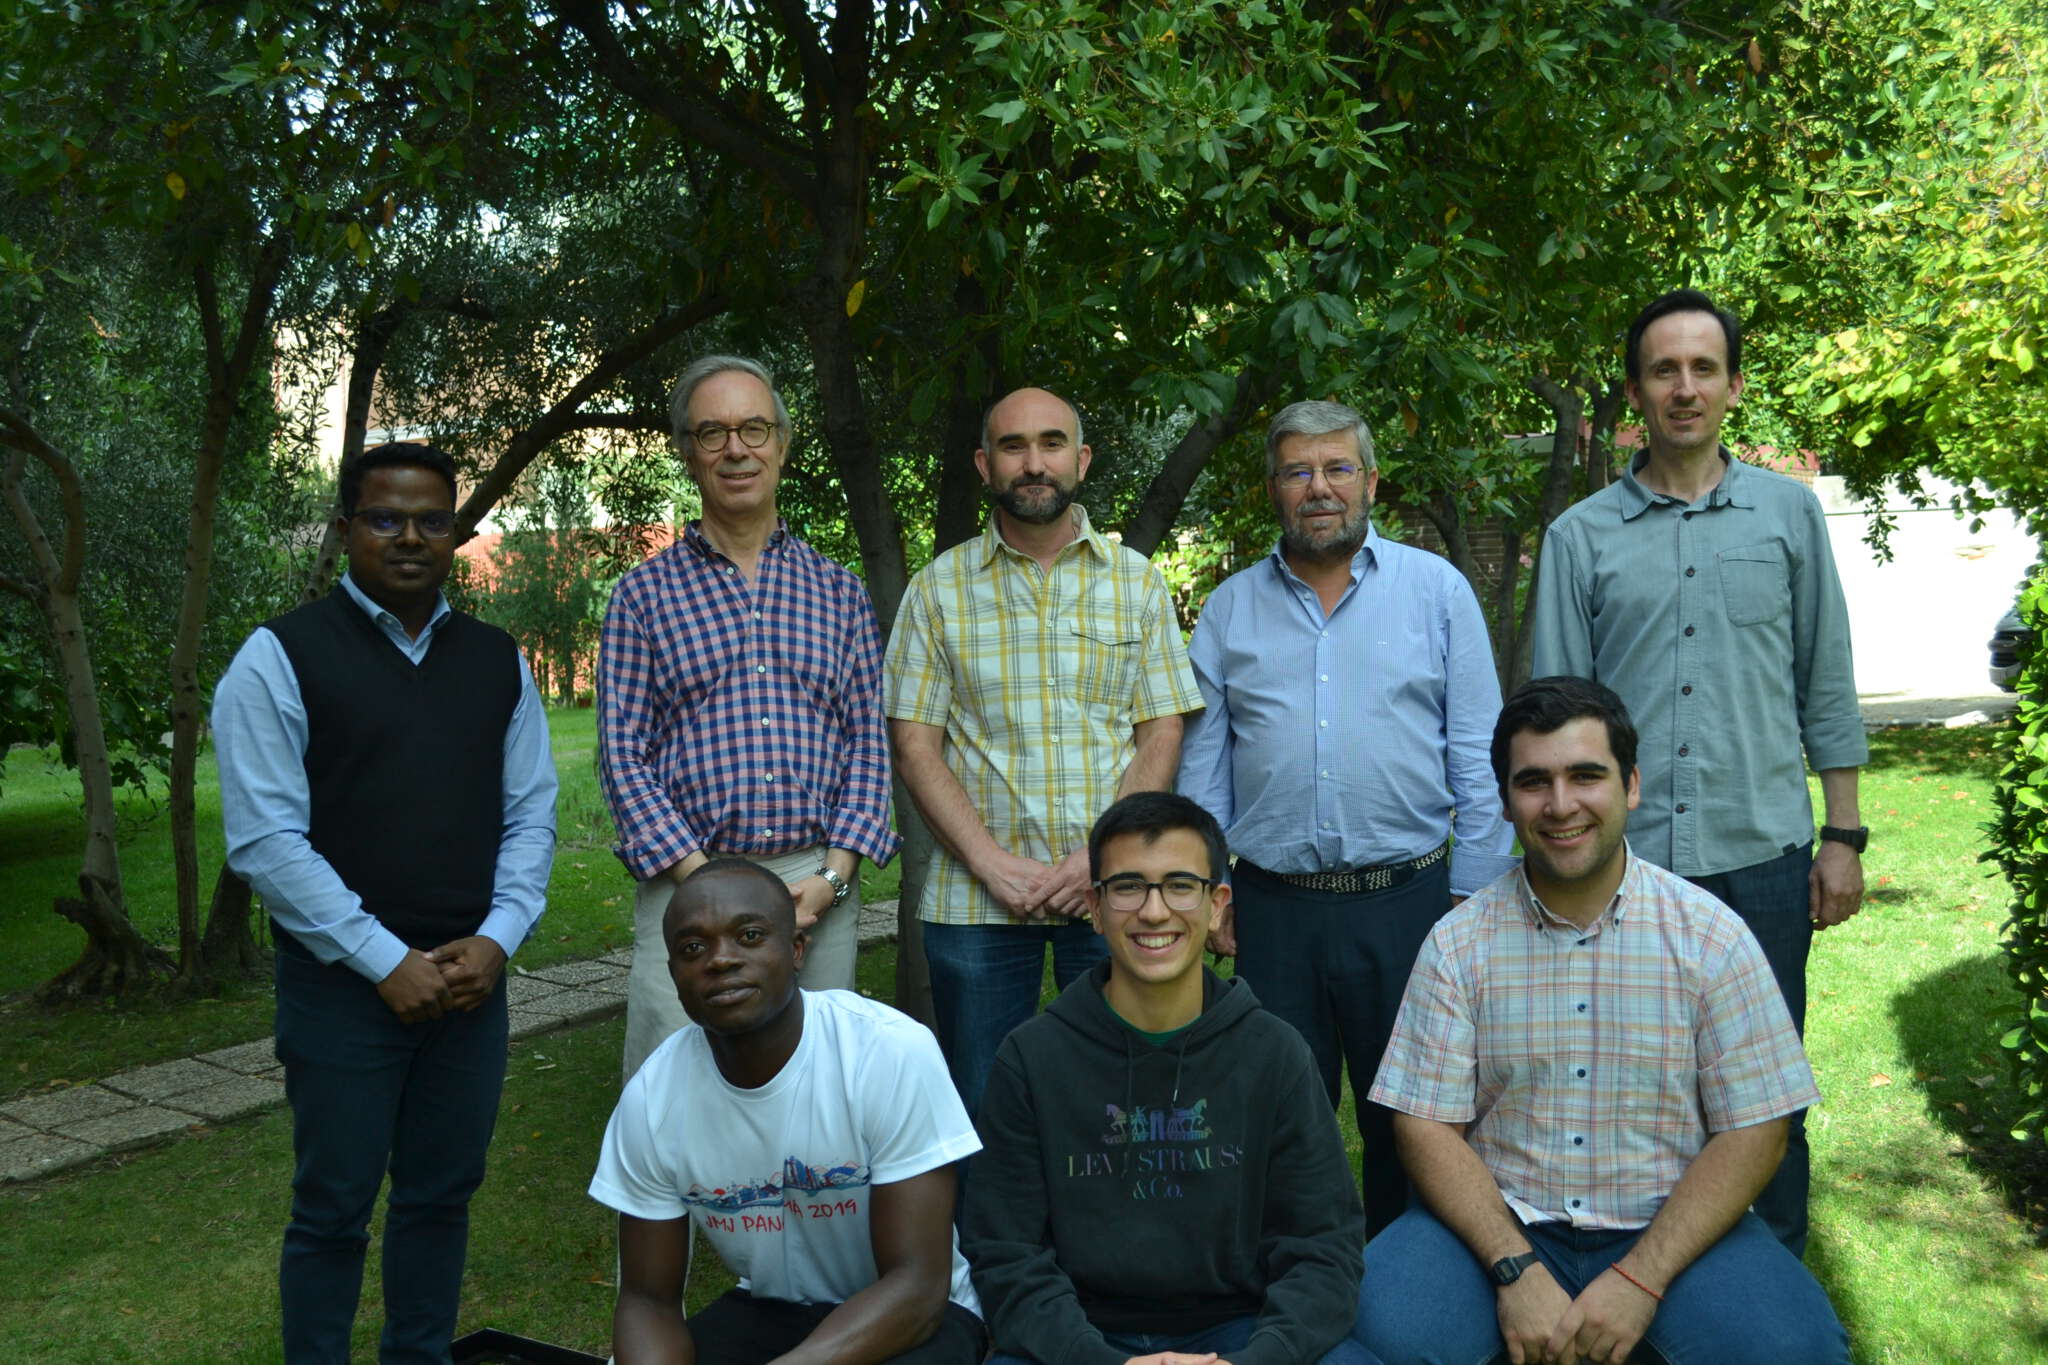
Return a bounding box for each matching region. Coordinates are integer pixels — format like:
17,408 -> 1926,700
1624,289 -> 1742,381
1491,676 -> 1640,799
664,857 -> 797,938
339,442 -> 459,516
1087,791 -> 1228,885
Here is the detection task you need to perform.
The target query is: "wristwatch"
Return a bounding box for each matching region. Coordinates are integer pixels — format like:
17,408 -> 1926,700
1490,1251 -> 1540,1286
816,865 -> 852,907
1818,825 -> 1870,853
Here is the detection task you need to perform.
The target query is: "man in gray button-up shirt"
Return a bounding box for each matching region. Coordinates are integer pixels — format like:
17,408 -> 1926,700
1529,288 -> 1867,1259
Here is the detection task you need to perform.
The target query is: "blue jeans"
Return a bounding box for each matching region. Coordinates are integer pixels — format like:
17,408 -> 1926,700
1232,857 -> 1452,1237
1686,842 -> 1813,1256
1353,1208 -> 1849,1365
991,1313 -> 1383,1364
273,937 -> 508,1365
921,918 -> 1106,1117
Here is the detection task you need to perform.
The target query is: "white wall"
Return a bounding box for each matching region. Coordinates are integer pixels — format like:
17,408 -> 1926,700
1815,476 -> 2039,699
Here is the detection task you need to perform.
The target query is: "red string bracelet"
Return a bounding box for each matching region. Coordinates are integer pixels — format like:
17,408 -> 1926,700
1612,1264 -> 1663,1302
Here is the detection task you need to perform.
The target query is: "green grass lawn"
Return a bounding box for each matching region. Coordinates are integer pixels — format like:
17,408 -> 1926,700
1,723 -> 2044,1360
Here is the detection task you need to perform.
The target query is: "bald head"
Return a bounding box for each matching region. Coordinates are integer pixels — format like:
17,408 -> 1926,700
665,858 -> 797,941
981,387 -> 1084,456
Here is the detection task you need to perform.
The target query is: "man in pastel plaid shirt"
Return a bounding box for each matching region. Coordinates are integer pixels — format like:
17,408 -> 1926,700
599,355 -> 897,1080
1352,678 -> 1848,1365
887,387 -> 1203,1116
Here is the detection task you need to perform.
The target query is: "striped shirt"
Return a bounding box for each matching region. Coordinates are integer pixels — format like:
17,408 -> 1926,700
884,506 -> 1203,927
1371,850 -> 1819,1230
597,522 -> 897,880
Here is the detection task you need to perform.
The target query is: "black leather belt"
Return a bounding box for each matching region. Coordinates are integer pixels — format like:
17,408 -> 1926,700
1241,842 -> 1448,895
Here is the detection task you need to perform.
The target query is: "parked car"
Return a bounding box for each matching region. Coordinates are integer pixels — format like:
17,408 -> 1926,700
1990,603 -> 2037,692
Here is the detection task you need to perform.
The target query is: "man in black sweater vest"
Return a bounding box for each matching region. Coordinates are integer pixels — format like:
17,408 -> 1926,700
213,444 -> 558,1363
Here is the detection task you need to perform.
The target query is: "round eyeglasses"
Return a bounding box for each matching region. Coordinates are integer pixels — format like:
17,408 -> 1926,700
1274,462 -> 1364,488
690,419 -> 778,453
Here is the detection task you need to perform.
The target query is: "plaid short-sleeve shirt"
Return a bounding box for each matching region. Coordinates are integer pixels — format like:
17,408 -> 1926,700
1370,850 -> 1820,1230
884,506 -> 1203,927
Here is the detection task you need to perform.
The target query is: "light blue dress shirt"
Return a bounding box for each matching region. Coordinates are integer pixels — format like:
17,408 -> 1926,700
212,574 -> 559,983
1529,451 -> 1866,876
1178,527 -> 1516,896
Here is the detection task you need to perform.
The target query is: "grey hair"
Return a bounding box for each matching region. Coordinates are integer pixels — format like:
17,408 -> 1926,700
669,355 -> 793,453
981,390 -> 1085,455
1265,399 -> 1375,475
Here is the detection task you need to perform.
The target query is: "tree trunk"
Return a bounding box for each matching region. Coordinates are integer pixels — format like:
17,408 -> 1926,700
1,426 -> 170,998
1588,377 -> 1626,491
1120,370 -> 1272,558
890,775 -> 935,1025
1493,524 -> 1526,689
199,862 -> 267,979
1515,373 -> 1593,688
171,241 -> 292,991
933,276 -> 997,556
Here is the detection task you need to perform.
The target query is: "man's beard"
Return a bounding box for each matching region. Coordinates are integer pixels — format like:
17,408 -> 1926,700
996,478 -> 1076,526
1280,495 -> 1370,562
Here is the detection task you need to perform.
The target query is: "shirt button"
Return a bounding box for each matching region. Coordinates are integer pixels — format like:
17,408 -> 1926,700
1684,624 -> 1695,637
761,828 -> 773,838
1685,566 -> 1696,577
1573,1136 -> 1585,1146
1320,770 -> 1330,778
1575,1068 -> 1586,1078
1570,1198 -> 1583,1208
763,772 -> 775,782
726,565 -> 736,575
1676,803 -> 1689,814
760,717 -> 772,727
1681,684 -> 1693,696
1320,719 -> 1329,728
1319,674 -> 1329,682
753,611 -> 761,619
1678,744 -> 1689,757
756,664 -> 767,673
1576,1002 -> 1588,1012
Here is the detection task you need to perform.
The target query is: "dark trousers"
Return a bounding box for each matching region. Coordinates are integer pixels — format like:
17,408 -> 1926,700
685,1289 -> 986,1365
1687,842 -> 1815,1257
1231,857 -> 1452,1238
273,939 -> 509,1364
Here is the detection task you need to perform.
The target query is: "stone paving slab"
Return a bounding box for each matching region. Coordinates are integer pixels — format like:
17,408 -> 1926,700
0,1131 -> 102,1182
57,1106 -> 198,1153
506,974 -> 567,1006
506,1007 -> 563,1041
0,1084 -> 137,1131
598,948 -> 635,967
165,1075 -> 288,1123
196,1039 -> 280,1074
100,1058 -> 232,1103
580,975 -> 631,996
0,1114 -> 33,1141
528,992 -> 625,1027
529,960 -> 626,987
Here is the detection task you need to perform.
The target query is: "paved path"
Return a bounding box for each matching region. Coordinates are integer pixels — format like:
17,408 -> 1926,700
0,900 -> 903,1185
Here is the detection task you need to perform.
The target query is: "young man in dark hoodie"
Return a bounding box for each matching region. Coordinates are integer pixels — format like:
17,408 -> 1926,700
963,792 -> 1380,1365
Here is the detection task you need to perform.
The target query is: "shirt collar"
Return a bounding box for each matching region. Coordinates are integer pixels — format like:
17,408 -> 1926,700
683,518 -> 789,561
1267,521 -> 1379,590
338,571 -> 451,637
977,503 -> 1108,567
1615,447 -> 1756,521
1513,843 -> 1642,935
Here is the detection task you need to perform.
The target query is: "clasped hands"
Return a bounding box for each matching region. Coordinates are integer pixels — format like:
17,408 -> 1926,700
981,847 -> 1094,923
1497,1261 -> 1660,1365
375,936 -> 507,1023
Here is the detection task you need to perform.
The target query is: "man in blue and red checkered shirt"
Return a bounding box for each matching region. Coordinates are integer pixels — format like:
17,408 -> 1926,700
599,355 -> 898,1081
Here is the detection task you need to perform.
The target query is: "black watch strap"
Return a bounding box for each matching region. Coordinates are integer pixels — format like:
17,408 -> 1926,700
1490,1251 -> 1540,1286
1818,825 -> 1869,853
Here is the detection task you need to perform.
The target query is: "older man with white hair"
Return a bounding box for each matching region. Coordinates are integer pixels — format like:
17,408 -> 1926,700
1178,398 -> 1515,1237
599,355 -> 897,1080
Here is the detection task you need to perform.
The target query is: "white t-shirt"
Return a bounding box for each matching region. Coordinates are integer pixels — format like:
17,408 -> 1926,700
590,989 -> 981,1314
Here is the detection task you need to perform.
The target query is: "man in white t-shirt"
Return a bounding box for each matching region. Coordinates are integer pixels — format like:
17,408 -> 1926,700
590,859 -> 985,1365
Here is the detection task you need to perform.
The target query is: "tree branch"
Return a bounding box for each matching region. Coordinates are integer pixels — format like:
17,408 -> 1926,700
0,410 -> 86,596
556,0 -> 816,204
455,290 -> 730,533
762,0 -> 839,108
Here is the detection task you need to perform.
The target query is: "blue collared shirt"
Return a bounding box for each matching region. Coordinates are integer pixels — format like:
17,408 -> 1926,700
212,573 -> 559,982
1529,451 -> 1867,876
1178,527 -> 1516,895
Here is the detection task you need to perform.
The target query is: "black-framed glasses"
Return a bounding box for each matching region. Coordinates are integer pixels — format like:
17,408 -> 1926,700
1093,874 -> 1215,913
689,419 -> 778,453
353,507 -> 455,538
1275,462 -> 1364,488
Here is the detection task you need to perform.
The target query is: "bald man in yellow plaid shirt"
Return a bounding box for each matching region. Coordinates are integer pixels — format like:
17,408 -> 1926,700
887,387 -> 1203,1116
